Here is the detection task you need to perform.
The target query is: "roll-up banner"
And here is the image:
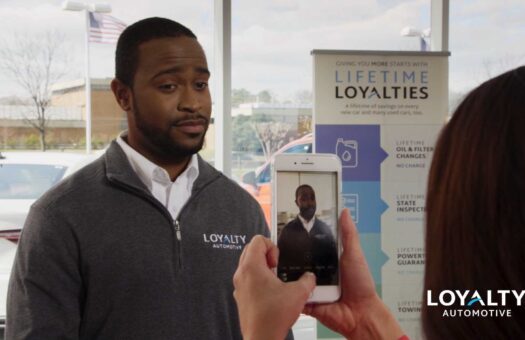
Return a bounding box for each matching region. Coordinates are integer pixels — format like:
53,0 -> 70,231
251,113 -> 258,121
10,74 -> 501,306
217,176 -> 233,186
312,50 -> 450,339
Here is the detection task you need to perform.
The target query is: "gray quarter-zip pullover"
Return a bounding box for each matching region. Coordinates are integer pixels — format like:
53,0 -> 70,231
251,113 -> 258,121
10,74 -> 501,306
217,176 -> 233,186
6,141 -> 290,339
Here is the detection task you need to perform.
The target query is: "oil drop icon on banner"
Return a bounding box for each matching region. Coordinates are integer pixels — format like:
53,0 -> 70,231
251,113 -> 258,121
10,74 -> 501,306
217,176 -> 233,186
336,138 -> 358,168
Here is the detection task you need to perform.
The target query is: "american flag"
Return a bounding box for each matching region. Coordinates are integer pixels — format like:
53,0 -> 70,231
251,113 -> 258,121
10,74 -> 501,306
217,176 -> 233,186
88,12 -> 127,44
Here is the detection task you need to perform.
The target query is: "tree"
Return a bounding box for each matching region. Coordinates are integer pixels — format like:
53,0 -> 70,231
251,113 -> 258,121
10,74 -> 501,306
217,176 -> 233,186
294,90 -> 312,105
0,31 -> 68,151
257,90 -> 273,103
253,121 -> 293,161
232,88 -> 255,108
232,115 -> 260,152
297,115 -> 312,136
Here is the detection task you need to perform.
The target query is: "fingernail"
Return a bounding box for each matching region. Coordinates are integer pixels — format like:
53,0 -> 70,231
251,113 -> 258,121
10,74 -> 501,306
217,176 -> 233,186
305,271 -> 316,279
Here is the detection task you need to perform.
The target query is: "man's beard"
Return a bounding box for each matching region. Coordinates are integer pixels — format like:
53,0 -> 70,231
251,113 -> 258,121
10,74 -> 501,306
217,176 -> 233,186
133,101 -> 208,158
299,207 -> 316,221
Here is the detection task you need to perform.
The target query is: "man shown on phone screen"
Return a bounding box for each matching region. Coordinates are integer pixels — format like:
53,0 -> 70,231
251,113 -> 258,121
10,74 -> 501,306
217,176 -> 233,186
6,17 -> 292,339
278,184 -> 338,285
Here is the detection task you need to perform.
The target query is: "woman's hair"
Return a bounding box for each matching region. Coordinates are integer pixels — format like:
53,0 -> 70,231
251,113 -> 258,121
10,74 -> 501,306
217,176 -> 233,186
422,66 -> 525,339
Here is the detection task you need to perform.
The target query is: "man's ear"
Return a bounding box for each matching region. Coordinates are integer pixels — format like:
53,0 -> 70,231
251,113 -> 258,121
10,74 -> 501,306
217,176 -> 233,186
111,78 -> 133,112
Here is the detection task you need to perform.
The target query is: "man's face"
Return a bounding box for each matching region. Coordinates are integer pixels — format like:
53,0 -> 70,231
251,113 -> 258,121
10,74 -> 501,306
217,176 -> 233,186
126,36 -> 212,160
296,186 -> 316,221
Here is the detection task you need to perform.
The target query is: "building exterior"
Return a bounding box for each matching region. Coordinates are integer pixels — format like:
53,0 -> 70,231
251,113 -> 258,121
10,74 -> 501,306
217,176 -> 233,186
1,81 -> 310,155
0,78 -> 126,150
51,78 -> 127,147
0,104 -> 84,149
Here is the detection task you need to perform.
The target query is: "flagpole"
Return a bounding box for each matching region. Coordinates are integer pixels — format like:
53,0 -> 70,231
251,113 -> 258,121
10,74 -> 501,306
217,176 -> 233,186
63,1 -> 115,153
84,9 -> 92,153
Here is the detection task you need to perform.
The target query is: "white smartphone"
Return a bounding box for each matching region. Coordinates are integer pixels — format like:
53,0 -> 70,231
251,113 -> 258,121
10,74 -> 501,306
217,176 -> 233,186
271,153 -> 342,303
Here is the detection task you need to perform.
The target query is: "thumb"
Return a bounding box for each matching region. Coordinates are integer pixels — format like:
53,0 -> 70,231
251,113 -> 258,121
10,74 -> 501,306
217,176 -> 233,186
288,272 -> 316,302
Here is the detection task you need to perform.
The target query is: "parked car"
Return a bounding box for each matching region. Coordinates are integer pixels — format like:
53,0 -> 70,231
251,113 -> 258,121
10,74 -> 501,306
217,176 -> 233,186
240,134 -> 312,225
0,151 -> 99,327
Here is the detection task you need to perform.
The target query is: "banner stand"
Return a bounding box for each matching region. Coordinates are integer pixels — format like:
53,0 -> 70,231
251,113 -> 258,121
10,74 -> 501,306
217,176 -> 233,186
312,49 -> 450,339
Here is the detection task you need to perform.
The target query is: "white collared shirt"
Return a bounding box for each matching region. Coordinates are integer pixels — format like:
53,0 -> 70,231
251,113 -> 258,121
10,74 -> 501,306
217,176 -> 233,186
298,214 -> 315,233
116,134 -> 199,220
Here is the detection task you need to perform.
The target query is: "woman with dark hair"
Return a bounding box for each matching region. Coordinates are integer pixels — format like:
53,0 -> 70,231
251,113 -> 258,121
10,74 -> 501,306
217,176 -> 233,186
423,66 -> 525,338
233,65 -> 525,340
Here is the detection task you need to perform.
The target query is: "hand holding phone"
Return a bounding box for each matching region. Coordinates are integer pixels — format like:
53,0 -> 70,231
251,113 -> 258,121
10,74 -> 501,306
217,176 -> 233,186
233,235 -> 316,340
303,209 -> 405,339
272,154 -> 342,303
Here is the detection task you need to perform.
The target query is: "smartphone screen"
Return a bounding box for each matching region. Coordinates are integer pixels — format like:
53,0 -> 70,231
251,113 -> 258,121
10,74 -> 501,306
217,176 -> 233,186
275,171 -> 339,286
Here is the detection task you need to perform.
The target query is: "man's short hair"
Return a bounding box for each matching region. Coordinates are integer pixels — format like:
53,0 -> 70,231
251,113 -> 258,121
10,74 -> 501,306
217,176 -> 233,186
115,17 -> 197,87
295,184 -> 314,200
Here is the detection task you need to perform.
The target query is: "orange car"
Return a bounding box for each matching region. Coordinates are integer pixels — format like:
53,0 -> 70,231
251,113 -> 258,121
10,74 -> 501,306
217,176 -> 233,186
240,134 -> 312,226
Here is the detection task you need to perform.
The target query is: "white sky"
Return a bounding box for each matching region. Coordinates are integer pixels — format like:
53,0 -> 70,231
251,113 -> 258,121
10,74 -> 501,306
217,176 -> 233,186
0,0 -> 524,101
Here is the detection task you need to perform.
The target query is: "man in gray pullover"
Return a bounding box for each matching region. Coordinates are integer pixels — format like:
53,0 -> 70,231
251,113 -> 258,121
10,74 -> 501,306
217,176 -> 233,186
6,17 -> 292,339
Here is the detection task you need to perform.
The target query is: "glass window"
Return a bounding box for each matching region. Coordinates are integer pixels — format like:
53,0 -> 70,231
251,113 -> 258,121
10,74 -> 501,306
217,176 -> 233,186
231,0 -> 525,231
230,0 -> 432,187
0,1 -> 214,154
